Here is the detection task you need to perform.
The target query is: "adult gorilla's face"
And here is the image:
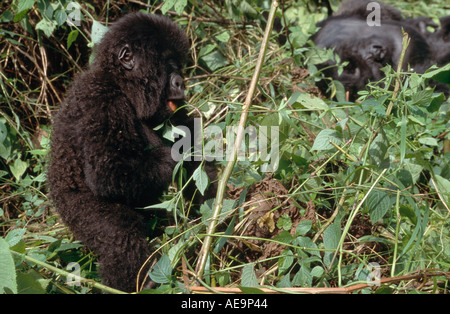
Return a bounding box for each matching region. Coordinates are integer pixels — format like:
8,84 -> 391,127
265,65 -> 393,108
312,17 -> 431,98
313,18 -> 402,78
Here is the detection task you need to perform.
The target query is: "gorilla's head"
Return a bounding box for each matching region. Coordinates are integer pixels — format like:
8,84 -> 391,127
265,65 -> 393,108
312,16 -> 432,99
93,13 -> 190,122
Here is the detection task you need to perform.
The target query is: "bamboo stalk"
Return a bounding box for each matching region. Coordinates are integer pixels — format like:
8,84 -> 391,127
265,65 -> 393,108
195,0 -> 279,279
188,270 -> 450,294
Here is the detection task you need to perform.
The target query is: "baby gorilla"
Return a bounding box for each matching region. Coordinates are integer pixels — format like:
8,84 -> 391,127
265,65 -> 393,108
47,13 -> 215,292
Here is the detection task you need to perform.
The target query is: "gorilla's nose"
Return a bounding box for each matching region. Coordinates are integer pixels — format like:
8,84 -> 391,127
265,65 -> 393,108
169,73 -> 185,100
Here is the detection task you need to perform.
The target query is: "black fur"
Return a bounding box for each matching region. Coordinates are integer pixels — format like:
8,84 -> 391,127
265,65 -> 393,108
312,16 -> 432,98
429,16 -> 450,66
312,0 -> 449,99
47,13 -> 216,292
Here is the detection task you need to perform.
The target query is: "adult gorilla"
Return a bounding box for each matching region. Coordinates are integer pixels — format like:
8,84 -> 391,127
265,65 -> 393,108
311,0 -> 447,99
312,16 -> 432,99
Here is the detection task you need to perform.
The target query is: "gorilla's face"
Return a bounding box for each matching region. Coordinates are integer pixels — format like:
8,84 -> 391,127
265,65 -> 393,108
314,18 -> 405,84
312,17 -> 433,99
94,13 -> 189,122
118,43 -> 186,116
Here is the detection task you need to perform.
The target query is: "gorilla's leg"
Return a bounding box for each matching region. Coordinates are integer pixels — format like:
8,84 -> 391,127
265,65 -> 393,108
55,191 -> 150,292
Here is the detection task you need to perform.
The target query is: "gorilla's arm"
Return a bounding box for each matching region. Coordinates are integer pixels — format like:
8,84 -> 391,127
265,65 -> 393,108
82,96 -> 176,206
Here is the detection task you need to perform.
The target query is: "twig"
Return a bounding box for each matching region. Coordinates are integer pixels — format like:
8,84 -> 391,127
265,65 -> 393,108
187,73 -> 251,82
194,0 -> 279,279
385,31 -> 410,116
10,250 -> 126,294
335,168 -> 387,285
312,187 -> 348,243
188,270 -> 450,294
430,177 -> 450,213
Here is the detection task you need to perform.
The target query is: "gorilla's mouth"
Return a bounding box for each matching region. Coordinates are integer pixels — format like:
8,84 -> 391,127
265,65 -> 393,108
167,98 -> 185,112
167,73 -> 185,112
168,100 -> 177,112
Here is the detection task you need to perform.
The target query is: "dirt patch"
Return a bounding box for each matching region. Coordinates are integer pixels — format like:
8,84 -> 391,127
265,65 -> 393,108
226,175 -> 314,263
342,214 -> 389,266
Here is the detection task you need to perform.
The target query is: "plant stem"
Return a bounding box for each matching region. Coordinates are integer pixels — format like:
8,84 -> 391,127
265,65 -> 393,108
10,250 -> 126,294
335,168 -> 387,286
385,32 -> 410,116
195,0 -> 279,279
391,189 -> 401,277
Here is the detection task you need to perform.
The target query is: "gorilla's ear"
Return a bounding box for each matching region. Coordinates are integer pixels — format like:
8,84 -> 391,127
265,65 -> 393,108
118,44 -> 135,70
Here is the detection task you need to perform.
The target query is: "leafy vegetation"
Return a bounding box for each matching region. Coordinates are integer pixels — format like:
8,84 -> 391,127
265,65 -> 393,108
1,0 -> 449,294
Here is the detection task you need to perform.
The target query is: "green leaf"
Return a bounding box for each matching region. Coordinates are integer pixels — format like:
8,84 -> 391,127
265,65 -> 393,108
366,190 -> 391,223
5,228 -> 26,247
432,175 -> 450,205
311,129 -> 341,151
35,18 -> 56,37
200,199 -> 235,226
238,0 -> 258,17
290,92 -> 329,111
161,0 -> 175,14
310,266 -> 324,277
0,119 -> 7,143
13,10 -> 29,23
418,137 -> 438,147
403,162 -> 423,185
173,0 -> 187,15
37,0 -> 54,20
400,116 -> 406,164
193,166 -> 209,196
396,169 -> 414,188
168,241 -> 185,266
216,271 -> 231,287
16,271 -> 48,294
53,9 -> 67,26
67,30 -> 79,49
410,89 -> 434,107
273,230 -> 293,244
0,238 -> 17,294
323,223 -> 341,251
198,44 -> 216,57
91,20 -> 108,45
427,93 -> 445,113
323,223 -> 341,267
278,250 -> 294,275
148,254 -> 172,284
241,263 -> 258,287
215,32 -> 230,43
145,199 -> 175,211
276,214 -> 292,231
369,129 -> 389,168
296,220 -> 312,236
361,97 -> 386,117
295,236 -> 320,257
422,63 -> 450,79
17,0 -> 36,13
0,10 -> 14,23
10,158 -> 27,181
161,0 -> 187,15
200,50 -> 229,71
292,265 -> 312,287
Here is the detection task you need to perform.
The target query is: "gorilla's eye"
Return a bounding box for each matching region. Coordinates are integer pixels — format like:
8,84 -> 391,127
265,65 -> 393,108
167,58 -> 180,72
